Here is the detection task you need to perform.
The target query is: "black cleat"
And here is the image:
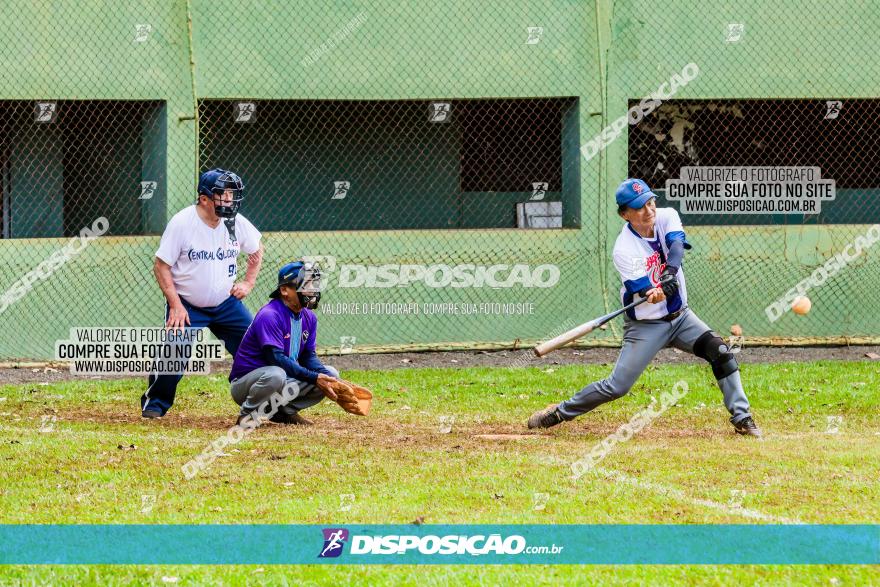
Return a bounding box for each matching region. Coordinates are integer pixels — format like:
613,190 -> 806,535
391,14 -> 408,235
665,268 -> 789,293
141,410 -> 162,419
527,403 -> 563,429
236,413 -> 264,428
269,411 -> 313,426
733,416 -> 762,438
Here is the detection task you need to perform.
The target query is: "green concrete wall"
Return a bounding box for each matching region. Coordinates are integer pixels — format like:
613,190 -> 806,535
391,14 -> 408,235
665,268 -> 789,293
0,0 -> 877,359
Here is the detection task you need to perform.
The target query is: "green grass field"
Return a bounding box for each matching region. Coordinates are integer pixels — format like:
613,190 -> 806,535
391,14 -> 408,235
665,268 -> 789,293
1,359 -> 878,585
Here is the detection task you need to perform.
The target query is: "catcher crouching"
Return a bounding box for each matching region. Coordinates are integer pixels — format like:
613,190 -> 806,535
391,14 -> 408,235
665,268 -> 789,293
229,260 -> 371,426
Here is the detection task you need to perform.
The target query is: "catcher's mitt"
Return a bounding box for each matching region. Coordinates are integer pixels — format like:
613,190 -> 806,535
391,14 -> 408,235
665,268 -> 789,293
326,379 -> 373,416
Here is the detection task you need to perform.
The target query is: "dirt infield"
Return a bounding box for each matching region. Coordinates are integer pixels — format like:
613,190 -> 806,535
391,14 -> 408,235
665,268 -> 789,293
2,345 -> 878,386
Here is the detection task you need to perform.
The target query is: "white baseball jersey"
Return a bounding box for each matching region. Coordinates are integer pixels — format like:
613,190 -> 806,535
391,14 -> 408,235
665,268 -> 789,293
612,207 -> 691,320
155,205 -> 261,308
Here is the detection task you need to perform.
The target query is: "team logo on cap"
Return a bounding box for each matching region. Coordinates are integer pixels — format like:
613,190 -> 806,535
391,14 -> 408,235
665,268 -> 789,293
632,182 -> 644,194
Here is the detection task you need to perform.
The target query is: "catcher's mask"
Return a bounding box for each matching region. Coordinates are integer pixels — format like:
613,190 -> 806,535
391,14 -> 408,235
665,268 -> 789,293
197,168 -> 244,219
270,260 -> 323,309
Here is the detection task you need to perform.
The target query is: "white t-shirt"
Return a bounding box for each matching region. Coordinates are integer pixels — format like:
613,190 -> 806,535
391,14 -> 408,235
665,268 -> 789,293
612,207 -> 690,320
156,206 -> 261,308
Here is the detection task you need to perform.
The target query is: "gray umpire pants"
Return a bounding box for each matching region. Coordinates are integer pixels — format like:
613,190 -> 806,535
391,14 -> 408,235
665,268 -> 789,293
230,365 -> 339,417
557,308 -> 752,424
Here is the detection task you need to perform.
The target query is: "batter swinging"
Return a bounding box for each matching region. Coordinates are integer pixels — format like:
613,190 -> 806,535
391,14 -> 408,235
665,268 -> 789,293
528,179 -> 761,437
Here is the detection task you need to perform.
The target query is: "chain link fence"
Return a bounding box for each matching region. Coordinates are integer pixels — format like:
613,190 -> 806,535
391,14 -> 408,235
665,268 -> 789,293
629,99 -> 880,226
1,1 -> 878,360
607,0 -> 880,344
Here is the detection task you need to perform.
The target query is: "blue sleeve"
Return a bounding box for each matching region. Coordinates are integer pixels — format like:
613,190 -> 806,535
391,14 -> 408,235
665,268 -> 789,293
624,275 -> 652,296
665,239 -> 685,270
300,348 -> 333,376
665,230 -> 692,250
262,345 -> 320,385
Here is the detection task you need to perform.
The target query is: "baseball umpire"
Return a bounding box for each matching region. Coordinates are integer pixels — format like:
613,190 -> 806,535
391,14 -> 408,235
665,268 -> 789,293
528,178 -> 761,437
229,260 -> 340,425
140,169 -> 264,418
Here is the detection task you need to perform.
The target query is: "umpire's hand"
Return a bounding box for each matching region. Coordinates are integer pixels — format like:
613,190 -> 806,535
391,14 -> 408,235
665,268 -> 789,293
230,280 -> 255,300
166,303 -> 191,331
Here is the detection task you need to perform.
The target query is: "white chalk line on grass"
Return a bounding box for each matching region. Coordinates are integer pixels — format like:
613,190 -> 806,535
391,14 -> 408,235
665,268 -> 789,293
594,467 -> 805,524
0,425 -> 853,526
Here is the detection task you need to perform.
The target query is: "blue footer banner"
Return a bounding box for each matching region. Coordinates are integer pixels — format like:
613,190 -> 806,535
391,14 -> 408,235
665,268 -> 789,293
0,525 -> 877,565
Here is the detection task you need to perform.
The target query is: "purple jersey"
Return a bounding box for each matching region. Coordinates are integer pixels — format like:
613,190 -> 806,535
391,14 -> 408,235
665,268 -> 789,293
230,298 -> 318,380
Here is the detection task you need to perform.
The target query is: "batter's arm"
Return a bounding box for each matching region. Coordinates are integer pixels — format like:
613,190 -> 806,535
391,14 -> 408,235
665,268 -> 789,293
665,239 -> 685,271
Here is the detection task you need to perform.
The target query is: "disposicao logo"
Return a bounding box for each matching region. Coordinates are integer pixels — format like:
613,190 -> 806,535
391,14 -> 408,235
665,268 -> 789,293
317,530 -> 564,558
319,528 -> 349,558
349,534 -> 528,555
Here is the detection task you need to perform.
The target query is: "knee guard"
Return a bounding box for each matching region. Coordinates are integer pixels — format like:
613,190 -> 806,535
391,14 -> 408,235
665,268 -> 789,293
693,331 -> 739,380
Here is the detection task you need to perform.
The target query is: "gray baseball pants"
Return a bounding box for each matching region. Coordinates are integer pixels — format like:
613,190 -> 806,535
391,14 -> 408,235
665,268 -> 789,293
557,308 -> 751,423
230,365 -> 338,417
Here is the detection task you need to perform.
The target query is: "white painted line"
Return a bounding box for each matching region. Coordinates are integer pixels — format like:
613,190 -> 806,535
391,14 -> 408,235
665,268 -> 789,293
595,467 -> 805,524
